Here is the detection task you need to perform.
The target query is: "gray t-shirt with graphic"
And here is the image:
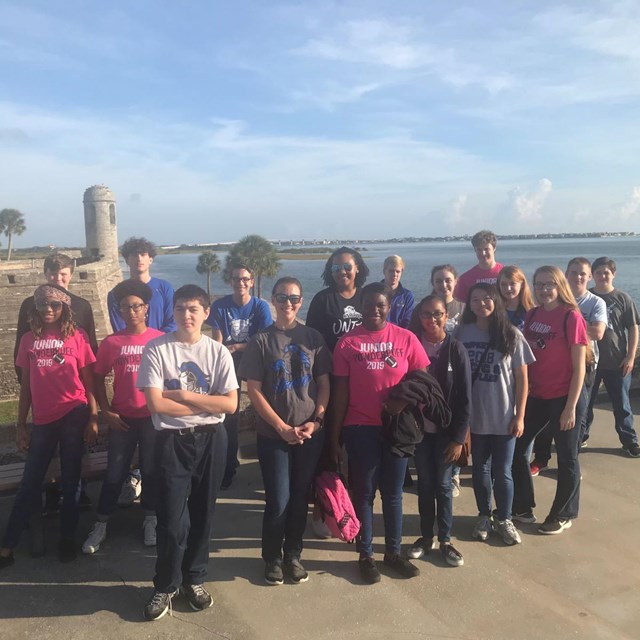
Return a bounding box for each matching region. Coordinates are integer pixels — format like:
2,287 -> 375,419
576,290 -> 607,366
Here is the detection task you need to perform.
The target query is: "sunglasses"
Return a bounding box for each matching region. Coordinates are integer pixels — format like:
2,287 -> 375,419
331,263 -> 354,273
274,294 -> 302,305
36,301 -> 63,312
119,303 -> 147,314
420,311 -> 445,320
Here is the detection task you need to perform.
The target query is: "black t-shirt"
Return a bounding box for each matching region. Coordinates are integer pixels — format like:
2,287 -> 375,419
305,287 -> 363,352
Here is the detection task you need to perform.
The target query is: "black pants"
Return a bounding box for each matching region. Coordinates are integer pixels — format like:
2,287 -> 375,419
153,425 -> 227,592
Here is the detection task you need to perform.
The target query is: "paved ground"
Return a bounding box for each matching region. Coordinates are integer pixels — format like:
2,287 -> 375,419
0,400 -> 639,640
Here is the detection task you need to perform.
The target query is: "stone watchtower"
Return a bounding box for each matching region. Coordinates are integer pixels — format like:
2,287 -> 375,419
83,185 -> 119,263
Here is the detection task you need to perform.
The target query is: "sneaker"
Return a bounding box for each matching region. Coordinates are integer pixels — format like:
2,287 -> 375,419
181,583 -> 213,611
58,538 -> 77,563
493,519 -> 522,545
358,556 -> 381,584
118,473 -> 141,506
283,558 -> 309,584
0,553 -> 15,571
472,516 -> 492,542
383,553 -> 420,578
451,474 -> 461,498
624,443 -> 640,458
406,537 -> 434,559
580,440 -> 588,449
529,460 -> 547,477
513,511 -> 536,524
311,516 -> 332,540
143,589 -> 175,621
82,521 -> 107,554
143,515 -> 157,547
264,559 -> 284,585
538,517 -> 572,535
440,543 -> 464,567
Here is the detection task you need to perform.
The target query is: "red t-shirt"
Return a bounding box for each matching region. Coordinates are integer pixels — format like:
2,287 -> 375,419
454,263 -> 504,302
524,305 -> 588,399
333,323 -> 430,426
94,328 -> 164,418
16,328 -> 96,425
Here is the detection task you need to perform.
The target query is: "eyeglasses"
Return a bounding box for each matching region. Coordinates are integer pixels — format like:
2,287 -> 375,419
119,303 -> 147,314
331,263 -> 354,273
36,301 -> 63,312
274,294 -> 302,305
232,277 -> 252,284
419,311 -> 445,320
534,282 -> 557,291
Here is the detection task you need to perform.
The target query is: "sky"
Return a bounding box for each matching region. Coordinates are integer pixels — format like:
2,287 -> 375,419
1,0 -> 640,247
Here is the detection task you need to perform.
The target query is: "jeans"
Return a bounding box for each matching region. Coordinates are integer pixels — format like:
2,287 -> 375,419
471,434 -> 516,521
513,395 -> 583,520
153,425 -> 227,592
413,433 -> 453,543
342,425 -> 408,557
2,404 -> 89,549
96,416 -> 157,517
257,431 -> 325,562
584,368 -> 637,447
222,404 -> 240,482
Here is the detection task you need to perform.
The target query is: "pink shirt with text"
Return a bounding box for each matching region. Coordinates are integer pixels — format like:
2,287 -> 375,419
454,263 -> 504,302
16,328 -> 96,425
94,328 -> 164,418
524,305 -> 588,399
333,323 -> 430,426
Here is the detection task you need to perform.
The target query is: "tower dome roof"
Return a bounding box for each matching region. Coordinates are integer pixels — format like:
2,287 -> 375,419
83,184 -> 115,202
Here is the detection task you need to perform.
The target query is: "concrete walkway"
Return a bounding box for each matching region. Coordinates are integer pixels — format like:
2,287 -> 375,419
0,401 -> 639,640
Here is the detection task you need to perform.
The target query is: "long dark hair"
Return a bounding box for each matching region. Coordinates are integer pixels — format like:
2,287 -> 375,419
321,246 -> 369,288
461,283 -> 516,356
29,303 -> 76,339
408,294 -> 447,339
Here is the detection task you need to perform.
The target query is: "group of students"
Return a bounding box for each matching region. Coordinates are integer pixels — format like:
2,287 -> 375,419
0,230 -> 638,623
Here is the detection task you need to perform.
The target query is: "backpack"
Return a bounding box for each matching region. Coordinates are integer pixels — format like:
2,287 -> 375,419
315,471 -> 361,543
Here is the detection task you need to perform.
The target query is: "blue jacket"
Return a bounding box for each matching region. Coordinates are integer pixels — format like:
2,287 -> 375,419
384,281 -> 415,329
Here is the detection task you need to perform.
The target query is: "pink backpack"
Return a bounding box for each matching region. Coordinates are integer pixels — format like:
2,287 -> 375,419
315,471 -> 361,543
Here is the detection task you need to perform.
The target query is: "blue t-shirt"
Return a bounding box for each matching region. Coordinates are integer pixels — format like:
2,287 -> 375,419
108,277 -> 176,333
206,295 -> 272,346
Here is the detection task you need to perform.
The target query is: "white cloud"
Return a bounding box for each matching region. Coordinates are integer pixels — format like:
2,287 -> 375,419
612,186 -> 640,222
501,179 -> 553,225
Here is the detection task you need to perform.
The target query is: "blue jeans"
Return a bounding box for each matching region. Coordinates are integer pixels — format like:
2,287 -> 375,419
153,425 -> 227,592
513,395 -> 582,520
413,433 -> 453,543
342,425 -> 408,557
96,415 -> 157,517
257,431 -> 325,562
584,368 -> 637,447
2,404 -> 89,549
472,434 -> 516,521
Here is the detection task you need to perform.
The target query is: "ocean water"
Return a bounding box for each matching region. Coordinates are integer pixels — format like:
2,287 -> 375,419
147,236 -> 640,319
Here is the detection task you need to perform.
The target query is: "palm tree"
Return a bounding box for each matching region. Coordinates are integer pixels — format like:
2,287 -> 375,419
195,250 -> 220,297
224,234 -> 280,298
0,209 -> 27,261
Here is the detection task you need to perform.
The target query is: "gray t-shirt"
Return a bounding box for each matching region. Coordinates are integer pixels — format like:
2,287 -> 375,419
238,323 -> 333,440
445,299 -> 465,333
137,332 -> 238,430
575,290 -> 607,366
457,324 -> 535,435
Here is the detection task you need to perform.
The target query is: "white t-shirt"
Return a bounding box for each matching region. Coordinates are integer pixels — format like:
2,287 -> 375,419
575,290 -> 607,367
137,332 -> 238,430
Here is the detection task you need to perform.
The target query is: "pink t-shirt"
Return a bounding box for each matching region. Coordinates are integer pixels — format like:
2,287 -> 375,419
16,328 -> 96,425
94,328 -> 164,418
454,263 -> 504,302
524,305 -> 588,399
333,323 -> 430,426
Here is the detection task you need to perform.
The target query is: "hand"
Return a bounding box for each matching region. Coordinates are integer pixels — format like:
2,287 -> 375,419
384,398 -> 407,415
163,389 -> 186,402
509,416 -> 525,438
16,424 -> 30,453
84,418 -> 99,445
278,425 -> 305,445
330,440 -> 343,467
104,410 -> 129,432
620,355 -> 635,377
559,406 -> 576,431
296,421 -> 318,438
443,441 -> 463,464
226,344 -> 239,354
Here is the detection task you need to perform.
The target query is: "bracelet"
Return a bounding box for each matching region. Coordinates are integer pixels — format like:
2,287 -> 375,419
313,414 -> 325,430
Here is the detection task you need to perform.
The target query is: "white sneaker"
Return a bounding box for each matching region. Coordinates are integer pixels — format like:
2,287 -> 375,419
118,472 -> 142,506
493,519 -> 522,545
143,515 -> 157,547
451,474 -> 461,498
472,515 -> 492,541
82,521 -> 107,554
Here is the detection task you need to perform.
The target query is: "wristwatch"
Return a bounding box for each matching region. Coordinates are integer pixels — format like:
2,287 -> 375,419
313,414 -> 325,430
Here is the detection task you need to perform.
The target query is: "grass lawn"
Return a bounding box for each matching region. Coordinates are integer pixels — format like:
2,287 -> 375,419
0,400 -> 18,426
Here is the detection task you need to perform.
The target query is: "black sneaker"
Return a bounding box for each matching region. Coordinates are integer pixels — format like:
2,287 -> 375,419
513,511 -> 536,524
406,537 -> 434,559
58,538 -> 77,563
143,589 -> 175,621
439,543 -> 464,567
383,553 -> 420,578
181,583 -> 213,611
0,553 -> 15,571
283,558 -> 309,584
624,443 -> 640,458
538,517 -> 572,535
358,556 -> 381,584
264,559 -> 284,585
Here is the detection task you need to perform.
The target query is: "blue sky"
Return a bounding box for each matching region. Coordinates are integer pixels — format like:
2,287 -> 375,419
1,0 -> 639,247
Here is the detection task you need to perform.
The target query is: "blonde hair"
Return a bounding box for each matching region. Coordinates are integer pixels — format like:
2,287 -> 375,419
533,265 -> 578,310
498,265 -> 535,311
383,255 -> 405,271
